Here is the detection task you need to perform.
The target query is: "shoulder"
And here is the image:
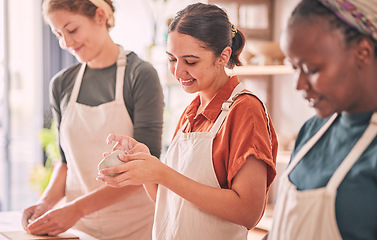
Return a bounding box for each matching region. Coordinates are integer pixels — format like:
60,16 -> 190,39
293,115 -> 331,153
124,52 -> 159,87
229,92 -> 268,121
297,115 -> 330,140
50,63 -> 81,91
126,52 -> 157,75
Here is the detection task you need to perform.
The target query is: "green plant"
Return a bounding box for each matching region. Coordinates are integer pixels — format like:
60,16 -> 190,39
29,119 -> 59,194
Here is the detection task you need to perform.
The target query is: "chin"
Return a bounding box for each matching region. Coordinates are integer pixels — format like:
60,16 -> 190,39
68,51 -> 84,63
315,109 -> 336,119
74,56 -> 84,63
181,86 -> 198,94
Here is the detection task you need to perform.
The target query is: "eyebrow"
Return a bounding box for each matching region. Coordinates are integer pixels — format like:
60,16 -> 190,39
53,21 -> 75,34
166,51 -> 200,59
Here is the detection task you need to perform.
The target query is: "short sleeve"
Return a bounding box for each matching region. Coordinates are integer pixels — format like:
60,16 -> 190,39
213,94 -> 278,189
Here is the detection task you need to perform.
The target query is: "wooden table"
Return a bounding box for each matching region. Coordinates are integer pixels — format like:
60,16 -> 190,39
0,211 -> 97,240
0,211 -> 269,240
247,204 -> 273,240
248,228 -> 268,240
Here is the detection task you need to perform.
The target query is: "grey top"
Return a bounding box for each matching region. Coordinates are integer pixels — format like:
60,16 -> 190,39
50,52 -> 164,161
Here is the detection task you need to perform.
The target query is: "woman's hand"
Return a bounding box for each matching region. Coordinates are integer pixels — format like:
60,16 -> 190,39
22,202 -> 51,231
106,133 -> 150,155
25,203 -> 83,236
97,152 -> 167,188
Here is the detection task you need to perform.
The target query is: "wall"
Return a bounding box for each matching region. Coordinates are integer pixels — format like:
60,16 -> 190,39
1,0 -> 317,210
264,0 -> 317,203
4,0 -> 44,210
110,1 -> 204,152
110,0 -> 204,59
271,0 -> 315,151
111,0 -> 317,152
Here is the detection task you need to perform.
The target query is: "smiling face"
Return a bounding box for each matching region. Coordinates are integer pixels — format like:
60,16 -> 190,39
47,9 -> 108,63
281,17 -> 365,118
166,31 -> 230,99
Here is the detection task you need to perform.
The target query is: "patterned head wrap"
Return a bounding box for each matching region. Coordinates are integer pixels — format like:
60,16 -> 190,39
88,0 -> 114,28
318,0 -> 377,40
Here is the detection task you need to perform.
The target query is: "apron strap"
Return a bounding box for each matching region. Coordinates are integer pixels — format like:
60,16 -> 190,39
69,63 -> 87,105
326,112 -> 377,193
115,46 -> 129,101
169,120 -> 190,147
69,45 -> 129,104
284,113 -> 338,176
209,83 -> 273,148
209,83 -> 245,134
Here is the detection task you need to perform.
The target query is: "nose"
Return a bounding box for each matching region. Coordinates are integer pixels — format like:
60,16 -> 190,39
59,34 -> 73,50
295,69 -> 310,91
171,60 -> 187,80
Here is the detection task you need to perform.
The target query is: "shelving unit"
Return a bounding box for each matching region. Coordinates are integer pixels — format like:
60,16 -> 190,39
227,65 -> 294,76
226,64 -> 293,114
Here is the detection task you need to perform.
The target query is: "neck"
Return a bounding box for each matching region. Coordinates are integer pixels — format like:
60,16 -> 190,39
198,70 -> 230,114
87,38 -> 119,69
344,67 -> 377,114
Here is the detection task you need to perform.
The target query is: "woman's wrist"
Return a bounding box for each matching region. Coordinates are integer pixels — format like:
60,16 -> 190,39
69,198 -> 87,218
157,163 -> 177,187
38,194 -> 62,210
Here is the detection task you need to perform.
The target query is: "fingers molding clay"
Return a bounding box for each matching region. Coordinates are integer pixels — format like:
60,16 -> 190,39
98,150 -> 125,176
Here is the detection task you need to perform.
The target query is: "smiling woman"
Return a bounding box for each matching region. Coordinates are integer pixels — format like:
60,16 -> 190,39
21,0 -> 164,239
97,3 -> 278,240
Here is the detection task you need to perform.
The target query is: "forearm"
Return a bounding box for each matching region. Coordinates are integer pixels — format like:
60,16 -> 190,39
160,170 -> 248,225
39,162 -> 67,208
71,184 -> 144,217
158,157 -> 267,229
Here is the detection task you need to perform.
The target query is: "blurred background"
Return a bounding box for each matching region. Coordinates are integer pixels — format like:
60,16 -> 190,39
0,0 -> 314,212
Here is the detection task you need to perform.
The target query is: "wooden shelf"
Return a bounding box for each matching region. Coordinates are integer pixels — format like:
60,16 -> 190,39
227,65 -> 294,76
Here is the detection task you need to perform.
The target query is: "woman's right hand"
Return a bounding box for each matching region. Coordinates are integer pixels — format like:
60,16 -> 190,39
106,133 -> 150,155
97,151 -> 166,188
22,202 -> 51,231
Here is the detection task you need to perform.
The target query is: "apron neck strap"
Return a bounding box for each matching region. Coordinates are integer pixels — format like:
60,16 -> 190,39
209,83 -> 245,134
115,46 -> 129,101
326,111 -> 377,193
209,82 -> 273,148
70,45 -> 129,104
284,113 -> 339,176
69,63 -> 87,104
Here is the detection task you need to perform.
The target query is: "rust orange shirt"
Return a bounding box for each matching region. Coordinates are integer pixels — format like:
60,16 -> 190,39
172,76 -> 278,189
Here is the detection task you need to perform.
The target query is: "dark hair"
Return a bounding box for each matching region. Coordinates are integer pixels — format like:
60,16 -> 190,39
168,3 -> 245,69
290,0 -> 377,55
42,0 -> 115,29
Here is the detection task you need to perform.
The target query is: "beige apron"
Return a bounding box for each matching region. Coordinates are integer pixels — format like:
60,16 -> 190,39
60,47 -> 154,240
268,112 -> 377,240
153,83 -> 270,240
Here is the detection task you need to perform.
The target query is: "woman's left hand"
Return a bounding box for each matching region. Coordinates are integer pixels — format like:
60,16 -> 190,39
26,203 -> 83,236
97,152 -> 167,188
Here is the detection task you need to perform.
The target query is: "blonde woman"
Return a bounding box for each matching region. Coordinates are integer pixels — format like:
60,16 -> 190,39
22,0 -> 164,239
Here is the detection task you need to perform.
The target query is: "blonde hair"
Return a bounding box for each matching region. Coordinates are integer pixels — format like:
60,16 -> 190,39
42,0 -> 115,29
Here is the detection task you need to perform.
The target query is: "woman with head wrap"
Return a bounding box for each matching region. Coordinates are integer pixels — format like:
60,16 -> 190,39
268,0 -> 377,239
21,0 -> 164,239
